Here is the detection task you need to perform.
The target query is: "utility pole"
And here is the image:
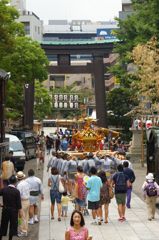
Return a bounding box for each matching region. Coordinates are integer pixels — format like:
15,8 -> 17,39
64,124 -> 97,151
0,69 -> 10,163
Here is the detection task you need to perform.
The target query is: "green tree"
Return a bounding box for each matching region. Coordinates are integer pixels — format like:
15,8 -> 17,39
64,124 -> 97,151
132,37 -> 159,107
112,0 -> 159,88
116,0 -> 159,56
3,37 -> 48,121
107,87 -> 136,117
106,87 -> 137,134
0,1 -> 49,122
34,80 -> 52,120
2,36 -> 48,83
0,0 -> 24,61
107,0 -> 159,130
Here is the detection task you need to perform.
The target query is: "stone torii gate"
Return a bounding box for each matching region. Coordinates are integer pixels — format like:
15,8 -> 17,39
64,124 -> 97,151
41,39 -> 117,128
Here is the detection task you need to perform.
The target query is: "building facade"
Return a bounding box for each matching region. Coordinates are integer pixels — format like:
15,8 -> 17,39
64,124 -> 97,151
10,0 -> 26,13
18,11 -> 43,41
10,0 -> 43,41
119,0 -> 133,19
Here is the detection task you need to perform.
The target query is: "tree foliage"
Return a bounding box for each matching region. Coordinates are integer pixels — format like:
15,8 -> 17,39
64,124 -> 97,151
2,37 -> 48,83
0,1 -> 49,121
116,0 -> 159,56
4,37 -> 48,120
108,0 -> 159,124
112,0 -> 159,88
106,87 -> 135,133
34,80 -> 52,120
107,87 -> 136,116
132,37 -> 159,105
0,0 -> 24,59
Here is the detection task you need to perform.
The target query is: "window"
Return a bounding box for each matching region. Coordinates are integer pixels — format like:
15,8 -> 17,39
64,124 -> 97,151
22,22 -> 30,35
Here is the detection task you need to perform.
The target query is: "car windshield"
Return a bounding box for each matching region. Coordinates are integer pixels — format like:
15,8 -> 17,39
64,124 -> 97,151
10,141 -> 24,152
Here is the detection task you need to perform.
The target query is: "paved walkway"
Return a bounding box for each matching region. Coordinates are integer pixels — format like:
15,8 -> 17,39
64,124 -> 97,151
39,156 -> 159,240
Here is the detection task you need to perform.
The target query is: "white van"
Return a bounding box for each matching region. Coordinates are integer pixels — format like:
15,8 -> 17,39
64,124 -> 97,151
5,134 -> 26,171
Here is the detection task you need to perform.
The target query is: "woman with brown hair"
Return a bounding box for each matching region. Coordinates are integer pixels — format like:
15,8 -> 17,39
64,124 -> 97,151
98,170 -> 111,224
48,167 -> 63,221
65,210 -> 92,240
74,166 -> 87,213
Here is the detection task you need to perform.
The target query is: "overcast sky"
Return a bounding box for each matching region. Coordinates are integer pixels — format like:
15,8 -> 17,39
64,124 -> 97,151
26,0 -> 122,24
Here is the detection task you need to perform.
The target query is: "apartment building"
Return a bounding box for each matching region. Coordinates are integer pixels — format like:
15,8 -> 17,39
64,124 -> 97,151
10,0 -> 43,41
119,0 -> 133,19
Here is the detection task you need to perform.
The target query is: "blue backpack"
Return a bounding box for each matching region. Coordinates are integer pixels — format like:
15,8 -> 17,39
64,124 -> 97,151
115,172 -> 127,192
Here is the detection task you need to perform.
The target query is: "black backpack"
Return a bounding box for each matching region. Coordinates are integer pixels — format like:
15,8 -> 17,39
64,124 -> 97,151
115,172 -> 127,192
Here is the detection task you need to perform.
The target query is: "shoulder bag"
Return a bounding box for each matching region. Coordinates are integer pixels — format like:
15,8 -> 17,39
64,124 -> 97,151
58,176 -> 65,193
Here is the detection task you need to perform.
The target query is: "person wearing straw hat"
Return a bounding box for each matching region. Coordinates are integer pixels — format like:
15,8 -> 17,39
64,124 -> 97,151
142,173 -> 159,221
16,171 -> 31,237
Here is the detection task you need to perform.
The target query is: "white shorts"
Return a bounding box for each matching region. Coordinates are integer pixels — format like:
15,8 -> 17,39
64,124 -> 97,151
29,196 -> 39,206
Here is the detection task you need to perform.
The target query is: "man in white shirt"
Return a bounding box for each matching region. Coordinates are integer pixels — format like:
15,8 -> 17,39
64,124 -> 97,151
16,171 -> 31,237
25,169 -> 44,225
47,152 -> 57,172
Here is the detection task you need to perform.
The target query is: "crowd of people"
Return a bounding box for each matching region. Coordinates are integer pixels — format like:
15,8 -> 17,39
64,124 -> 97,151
45,147 -> 159,238
46,150 -> 136,226
36,129 -> 129,154
46,157 -> 134,239
1,128 -> 159,240
0,169 -> 43,240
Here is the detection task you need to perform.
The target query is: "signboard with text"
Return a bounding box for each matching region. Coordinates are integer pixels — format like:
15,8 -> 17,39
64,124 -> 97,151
96,28 -> 117,40
53,94 -> 79,109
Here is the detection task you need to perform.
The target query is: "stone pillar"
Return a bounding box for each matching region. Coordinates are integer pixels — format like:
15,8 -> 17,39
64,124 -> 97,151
23,82 -> 34,130
93,54 -> 107,128
128,128 -> 145,163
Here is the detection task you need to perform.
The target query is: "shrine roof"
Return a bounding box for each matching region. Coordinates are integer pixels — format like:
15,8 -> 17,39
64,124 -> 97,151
41,39 -> 120,46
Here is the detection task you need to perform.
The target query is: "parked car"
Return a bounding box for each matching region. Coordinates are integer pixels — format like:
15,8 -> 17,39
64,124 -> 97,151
10,130 -> 37,160
5,134 -> 26,171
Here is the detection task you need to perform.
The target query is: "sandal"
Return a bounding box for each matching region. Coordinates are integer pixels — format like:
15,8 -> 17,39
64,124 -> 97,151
58,218 -> 61,221
51,216 -> 54,220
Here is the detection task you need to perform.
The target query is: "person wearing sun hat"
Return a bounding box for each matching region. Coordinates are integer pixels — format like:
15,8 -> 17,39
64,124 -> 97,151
142,173 -> 159,221
16,171 -> 31,237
